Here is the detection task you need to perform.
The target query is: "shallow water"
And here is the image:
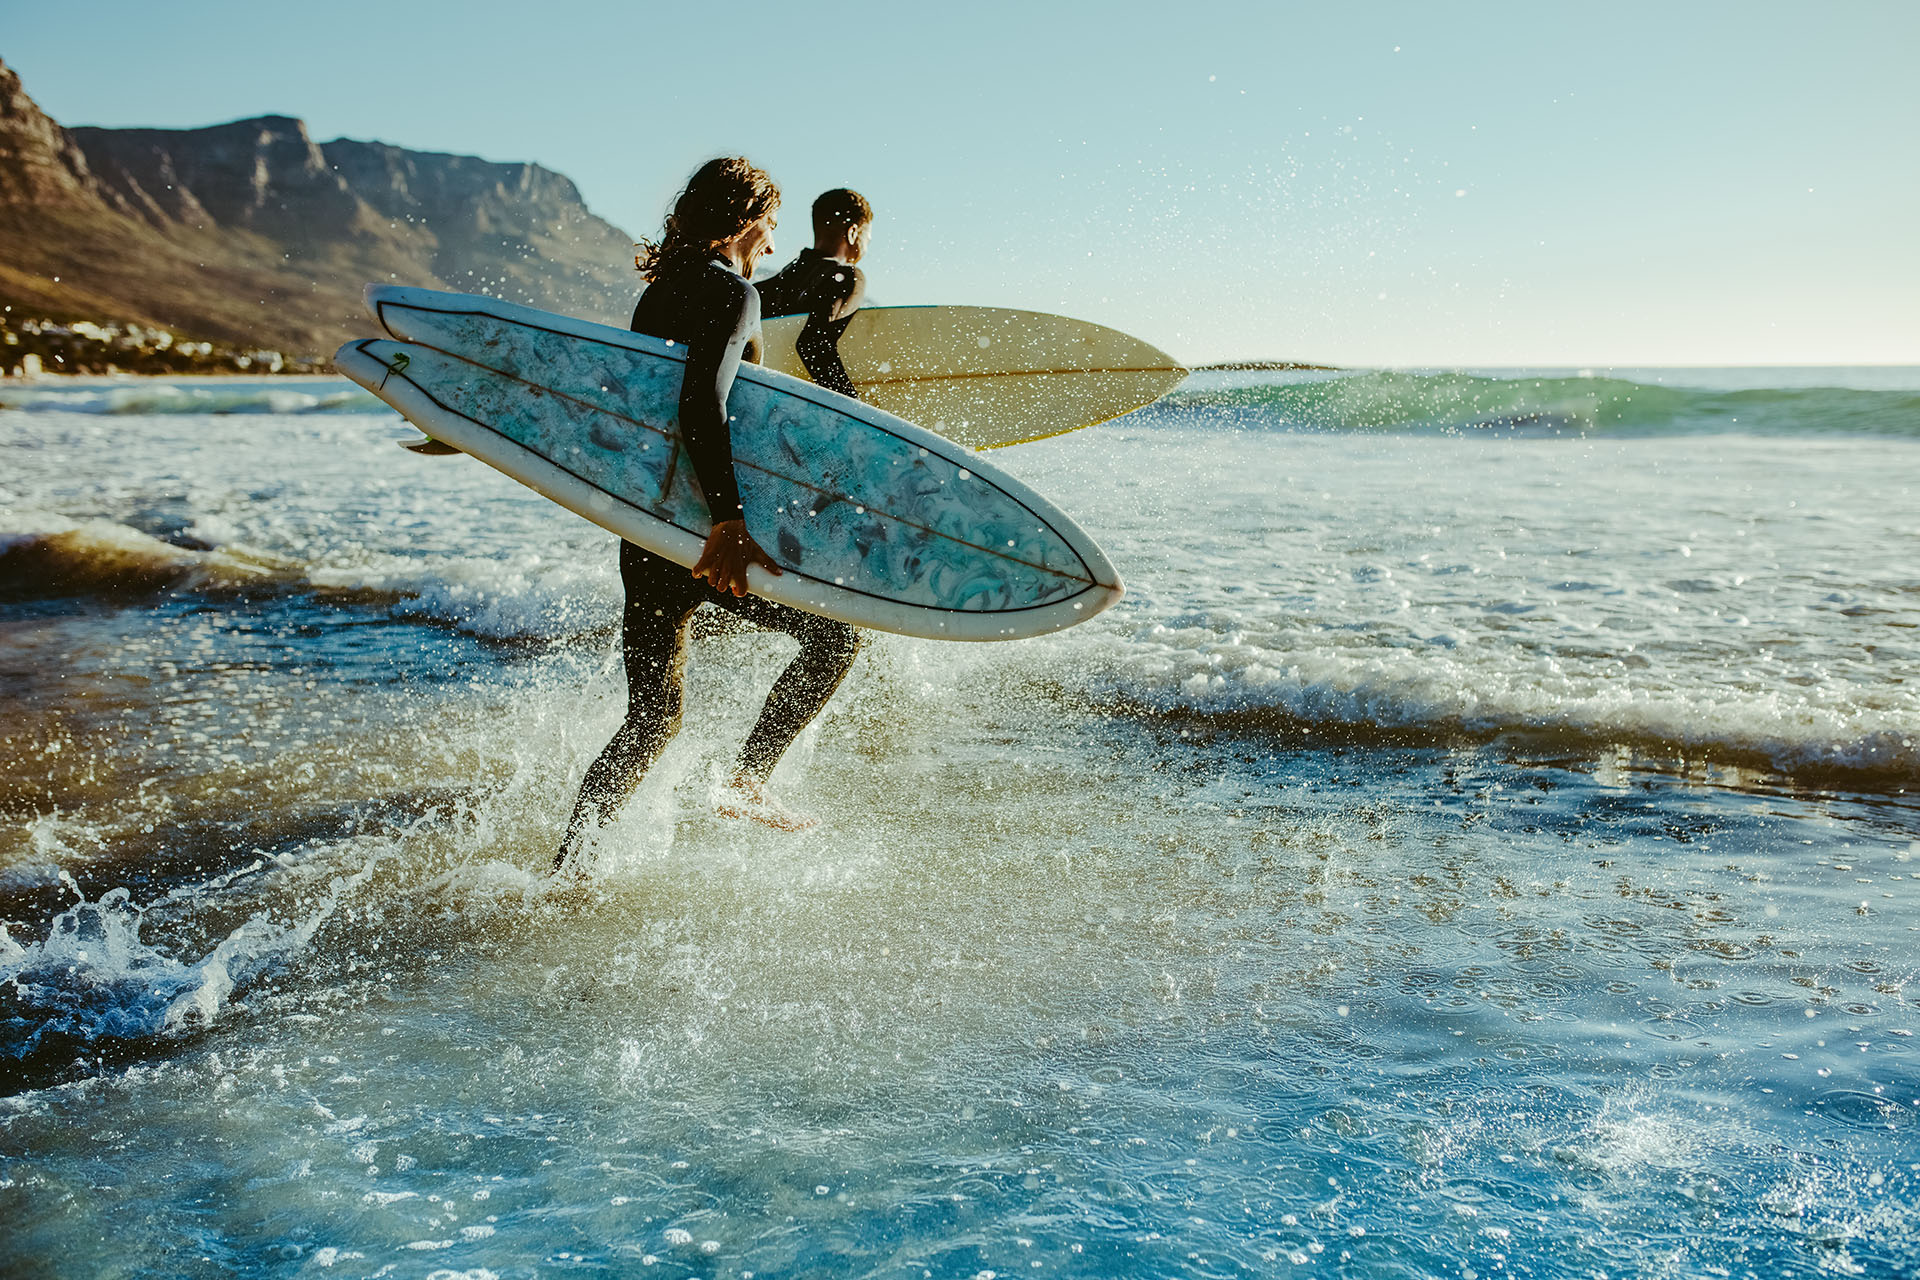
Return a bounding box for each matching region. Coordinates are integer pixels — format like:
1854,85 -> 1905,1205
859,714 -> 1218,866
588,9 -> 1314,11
2,371 -> 1917,1277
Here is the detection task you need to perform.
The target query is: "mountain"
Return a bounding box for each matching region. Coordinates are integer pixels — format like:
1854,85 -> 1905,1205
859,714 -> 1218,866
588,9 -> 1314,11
0,58 -> 638,357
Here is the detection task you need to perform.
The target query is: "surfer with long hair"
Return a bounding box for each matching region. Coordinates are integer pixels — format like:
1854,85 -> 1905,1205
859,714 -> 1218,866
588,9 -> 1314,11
557,157 -> 863,866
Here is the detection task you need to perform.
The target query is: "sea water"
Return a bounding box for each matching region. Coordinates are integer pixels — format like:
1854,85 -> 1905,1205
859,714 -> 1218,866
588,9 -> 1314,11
1,369 -> 1916,1278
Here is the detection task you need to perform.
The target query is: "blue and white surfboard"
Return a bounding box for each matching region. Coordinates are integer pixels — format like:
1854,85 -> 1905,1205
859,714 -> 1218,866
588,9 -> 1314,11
333,286 -> 1122,641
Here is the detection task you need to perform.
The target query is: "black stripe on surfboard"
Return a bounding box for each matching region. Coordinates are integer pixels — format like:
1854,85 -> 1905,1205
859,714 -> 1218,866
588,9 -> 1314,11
854,366 -> 1188,386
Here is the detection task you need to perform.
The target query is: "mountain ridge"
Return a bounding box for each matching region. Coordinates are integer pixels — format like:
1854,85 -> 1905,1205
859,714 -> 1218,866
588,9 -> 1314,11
0,57 -> 639,358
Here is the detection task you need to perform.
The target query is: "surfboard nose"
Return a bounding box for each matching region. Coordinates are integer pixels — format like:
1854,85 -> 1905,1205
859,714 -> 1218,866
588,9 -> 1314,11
1077,538 -> 1125,601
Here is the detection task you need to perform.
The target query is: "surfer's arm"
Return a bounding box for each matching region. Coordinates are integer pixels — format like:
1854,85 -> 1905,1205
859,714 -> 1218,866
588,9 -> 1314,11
677,281 -> 758,523
682,279 -> 781,596
796,313 -> 859,399
795,264 -> 865,399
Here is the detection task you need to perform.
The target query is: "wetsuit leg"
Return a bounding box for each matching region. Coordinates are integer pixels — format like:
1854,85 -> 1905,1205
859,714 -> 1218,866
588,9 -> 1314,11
557,542 -> 700,862
707,591 -> 865,782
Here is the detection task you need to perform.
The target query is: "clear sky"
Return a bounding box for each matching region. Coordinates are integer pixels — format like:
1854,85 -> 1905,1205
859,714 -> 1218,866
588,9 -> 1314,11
6,0 -> 1917,366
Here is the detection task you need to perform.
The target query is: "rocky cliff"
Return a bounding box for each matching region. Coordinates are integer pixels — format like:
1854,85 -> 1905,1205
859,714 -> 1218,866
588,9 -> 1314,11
0,58 -> 638,357
0,58 -> 110,209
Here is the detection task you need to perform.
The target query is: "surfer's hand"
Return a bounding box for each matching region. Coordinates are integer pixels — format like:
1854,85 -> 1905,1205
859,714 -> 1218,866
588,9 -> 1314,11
692,519 -> 781,597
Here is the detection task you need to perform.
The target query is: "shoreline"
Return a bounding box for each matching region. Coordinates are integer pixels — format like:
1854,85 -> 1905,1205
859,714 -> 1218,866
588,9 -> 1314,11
1,370 -> 347,386
2,315 -> 330,379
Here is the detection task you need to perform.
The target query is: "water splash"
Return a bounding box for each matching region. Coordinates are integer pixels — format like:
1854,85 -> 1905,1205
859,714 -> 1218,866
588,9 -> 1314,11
1,843 -> 385,1074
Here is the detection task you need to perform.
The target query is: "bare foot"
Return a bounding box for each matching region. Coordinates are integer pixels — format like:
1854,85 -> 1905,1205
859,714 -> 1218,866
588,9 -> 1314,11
716,777 -> 818,832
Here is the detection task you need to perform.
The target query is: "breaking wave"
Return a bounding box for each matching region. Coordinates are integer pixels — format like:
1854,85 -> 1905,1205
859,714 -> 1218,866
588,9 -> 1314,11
1067,620 -> 1920,785
5,519 -> 1913,786
1160,371 -> 1920,438
9,371 -> 1916,438
0,380 -> 385,417
0,520 -> 612,641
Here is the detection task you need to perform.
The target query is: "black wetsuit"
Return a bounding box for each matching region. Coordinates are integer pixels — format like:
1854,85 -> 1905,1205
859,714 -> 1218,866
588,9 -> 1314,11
754,248 -> 867,399
561,254 -> 862,853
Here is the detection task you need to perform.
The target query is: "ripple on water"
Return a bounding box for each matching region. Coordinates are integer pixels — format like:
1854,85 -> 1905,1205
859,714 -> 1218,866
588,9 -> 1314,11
1813,1091 -> 1916,1131
1687,936 -> 1760,961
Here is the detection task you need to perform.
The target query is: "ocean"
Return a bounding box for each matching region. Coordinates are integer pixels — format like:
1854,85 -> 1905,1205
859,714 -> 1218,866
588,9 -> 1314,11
2,366 -> 1916,1278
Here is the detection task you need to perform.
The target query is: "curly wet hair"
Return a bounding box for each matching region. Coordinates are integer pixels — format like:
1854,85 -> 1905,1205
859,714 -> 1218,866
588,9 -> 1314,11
634,157 -> 781,281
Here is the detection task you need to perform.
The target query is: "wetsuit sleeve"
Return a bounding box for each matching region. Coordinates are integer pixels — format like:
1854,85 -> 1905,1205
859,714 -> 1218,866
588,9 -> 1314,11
753,263 -> 801,320
796,264 -> 865,399
678,278 -> 758,523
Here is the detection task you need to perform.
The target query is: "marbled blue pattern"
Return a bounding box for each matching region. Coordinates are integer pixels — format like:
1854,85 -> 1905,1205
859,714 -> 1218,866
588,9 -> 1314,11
369,301 -> 1099,615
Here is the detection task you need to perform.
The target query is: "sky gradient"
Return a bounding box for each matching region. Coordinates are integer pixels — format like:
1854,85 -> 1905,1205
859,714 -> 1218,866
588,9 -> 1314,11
6,0 -> 1917,366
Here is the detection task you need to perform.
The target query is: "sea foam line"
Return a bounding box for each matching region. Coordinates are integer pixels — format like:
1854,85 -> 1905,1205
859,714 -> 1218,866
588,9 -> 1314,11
1063,623 -> 1920,783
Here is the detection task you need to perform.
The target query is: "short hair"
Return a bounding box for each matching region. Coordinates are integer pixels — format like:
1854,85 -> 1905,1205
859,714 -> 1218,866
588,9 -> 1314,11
635,157 -> 781,280
812,188 -> 873,238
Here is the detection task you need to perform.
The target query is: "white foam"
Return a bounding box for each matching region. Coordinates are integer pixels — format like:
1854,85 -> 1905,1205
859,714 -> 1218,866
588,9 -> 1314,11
0,840 -> 388,1060
8,382 -> 1918,777
1003,423 -> 1920,780
0,378 -> 383,417
1056,614 -> 1920,777
308,550 -> 616,641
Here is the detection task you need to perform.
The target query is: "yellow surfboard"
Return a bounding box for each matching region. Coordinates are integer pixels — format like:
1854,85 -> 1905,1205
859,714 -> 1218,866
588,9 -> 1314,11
760,306 -> 1186,449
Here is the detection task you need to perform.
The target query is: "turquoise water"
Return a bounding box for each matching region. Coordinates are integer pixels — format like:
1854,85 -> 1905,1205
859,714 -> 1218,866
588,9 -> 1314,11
1178,367 -> 1920,438
2,369 -> 1918,1277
